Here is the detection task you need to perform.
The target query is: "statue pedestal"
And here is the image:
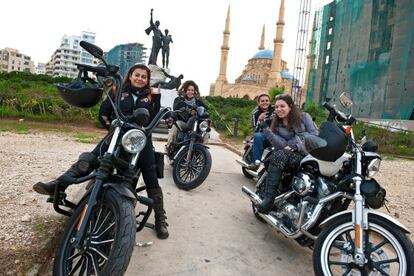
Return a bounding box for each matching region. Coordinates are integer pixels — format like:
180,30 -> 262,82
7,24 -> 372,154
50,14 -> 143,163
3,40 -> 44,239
148,65 -> 170,86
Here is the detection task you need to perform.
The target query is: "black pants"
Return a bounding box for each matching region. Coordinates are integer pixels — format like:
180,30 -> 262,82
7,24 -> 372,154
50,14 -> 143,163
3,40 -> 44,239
92,135 -> 160,190
269,149 -> 305,171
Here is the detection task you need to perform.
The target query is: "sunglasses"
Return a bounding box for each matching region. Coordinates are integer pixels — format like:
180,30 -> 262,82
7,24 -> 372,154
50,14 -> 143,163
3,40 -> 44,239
275,94 -> 290,100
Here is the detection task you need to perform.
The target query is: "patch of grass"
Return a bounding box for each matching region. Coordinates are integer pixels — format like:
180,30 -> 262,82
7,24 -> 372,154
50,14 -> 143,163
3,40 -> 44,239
75,132 -> 101,144
14,122 -> 30,134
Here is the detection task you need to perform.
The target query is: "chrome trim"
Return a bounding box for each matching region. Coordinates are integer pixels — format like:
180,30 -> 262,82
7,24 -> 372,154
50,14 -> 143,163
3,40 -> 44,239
107,127 -> 120,154
173,145 -> 187,160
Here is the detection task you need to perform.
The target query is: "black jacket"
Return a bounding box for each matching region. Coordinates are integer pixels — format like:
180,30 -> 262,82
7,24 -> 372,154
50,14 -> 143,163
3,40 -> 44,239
172,96 -> 206,111
99,91 -> 161,129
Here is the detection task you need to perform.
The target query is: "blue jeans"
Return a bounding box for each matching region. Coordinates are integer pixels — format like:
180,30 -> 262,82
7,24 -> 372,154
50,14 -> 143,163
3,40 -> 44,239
252,132 -> 269,162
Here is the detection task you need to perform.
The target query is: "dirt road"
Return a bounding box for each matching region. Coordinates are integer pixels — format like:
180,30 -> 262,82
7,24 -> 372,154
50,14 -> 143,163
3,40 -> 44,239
0,131 -> 413,275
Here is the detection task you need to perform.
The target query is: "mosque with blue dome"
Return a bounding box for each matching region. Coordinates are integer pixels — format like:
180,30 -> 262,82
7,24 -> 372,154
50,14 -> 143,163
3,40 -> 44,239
211,0 -> 295,100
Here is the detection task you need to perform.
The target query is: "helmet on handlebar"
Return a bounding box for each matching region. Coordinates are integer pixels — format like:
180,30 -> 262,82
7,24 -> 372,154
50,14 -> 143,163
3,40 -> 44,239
56,73 -> 103,108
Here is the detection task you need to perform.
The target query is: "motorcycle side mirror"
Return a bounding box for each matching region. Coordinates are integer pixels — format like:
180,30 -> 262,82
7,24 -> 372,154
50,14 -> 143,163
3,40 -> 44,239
339,92 -> 353,109
132,108 -> 150,126
80,41 -> 104,60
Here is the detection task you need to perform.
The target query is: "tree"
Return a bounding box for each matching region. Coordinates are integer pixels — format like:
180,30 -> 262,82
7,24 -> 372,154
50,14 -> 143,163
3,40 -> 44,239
268,86 -> 284,100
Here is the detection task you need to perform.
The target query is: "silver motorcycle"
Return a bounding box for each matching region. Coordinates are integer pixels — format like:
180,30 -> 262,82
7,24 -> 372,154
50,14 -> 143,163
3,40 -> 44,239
242,93 -> 414,275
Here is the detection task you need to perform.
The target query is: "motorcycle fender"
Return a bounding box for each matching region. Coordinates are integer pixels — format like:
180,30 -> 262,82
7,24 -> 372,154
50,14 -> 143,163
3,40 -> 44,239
76,182 -> 137,209
103,183 -> 137,203
173,143 -> 209,160
319,209 -> 410,234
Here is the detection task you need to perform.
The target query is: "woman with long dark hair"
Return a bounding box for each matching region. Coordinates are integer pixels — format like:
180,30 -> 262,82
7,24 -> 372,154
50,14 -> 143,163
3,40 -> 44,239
34,64 -> 169,239
255,94 -> 318,213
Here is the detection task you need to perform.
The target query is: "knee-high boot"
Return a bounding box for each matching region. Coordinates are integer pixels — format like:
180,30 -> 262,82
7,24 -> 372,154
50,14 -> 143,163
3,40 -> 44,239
33,152 -> 99,196
147,187 -> 169,239
256,166 -> 283,214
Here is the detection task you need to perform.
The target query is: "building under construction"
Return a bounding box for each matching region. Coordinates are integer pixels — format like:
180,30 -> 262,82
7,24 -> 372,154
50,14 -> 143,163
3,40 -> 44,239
306,0 -> 414,120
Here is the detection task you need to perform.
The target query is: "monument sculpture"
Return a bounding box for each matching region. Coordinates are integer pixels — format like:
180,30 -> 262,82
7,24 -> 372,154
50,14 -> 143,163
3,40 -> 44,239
151,69 -> 183,91
145,9 -> 163,66
162,29 -> 173,69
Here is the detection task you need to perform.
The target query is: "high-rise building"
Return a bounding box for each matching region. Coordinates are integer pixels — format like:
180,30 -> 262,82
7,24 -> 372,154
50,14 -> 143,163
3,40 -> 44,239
0,48 -> 35,73
106,42 -> 147,77
35,63 -> 46,75
47,31 -> 97,78
306,0 -> 414,120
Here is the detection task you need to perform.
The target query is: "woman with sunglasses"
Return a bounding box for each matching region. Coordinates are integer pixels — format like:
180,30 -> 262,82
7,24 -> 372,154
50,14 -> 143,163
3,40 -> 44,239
255,94 -> 318,213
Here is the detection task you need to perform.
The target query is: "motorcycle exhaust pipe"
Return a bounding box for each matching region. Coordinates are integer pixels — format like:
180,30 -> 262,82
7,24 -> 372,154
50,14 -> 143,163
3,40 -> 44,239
236,160 -> 259,177
242,186 -> 301,238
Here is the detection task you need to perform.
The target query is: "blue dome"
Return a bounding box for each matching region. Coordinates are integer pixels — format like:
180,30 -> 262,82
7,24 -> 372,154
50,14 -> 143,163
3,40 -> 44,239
253,50 -> 273,59
281,71 -> 294,80
242,76 -> 255,81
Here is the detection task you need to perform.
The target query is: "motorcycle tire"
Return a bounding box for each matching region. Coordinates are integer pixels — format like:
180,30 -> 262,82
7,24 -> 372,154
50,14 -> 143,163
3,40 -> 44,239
173,144 -> 212,190
242,147 -> 254,179
313,213 -> 414,276
53,189 -> 136,276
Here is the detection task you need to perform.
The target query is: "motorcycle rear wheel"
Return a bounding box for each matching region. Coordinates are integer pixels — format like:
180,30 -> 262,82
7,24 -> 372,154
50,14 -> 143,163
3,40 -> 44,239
313,214 -> 414,276
173,144 -> 212,190
53,189 -> 136,276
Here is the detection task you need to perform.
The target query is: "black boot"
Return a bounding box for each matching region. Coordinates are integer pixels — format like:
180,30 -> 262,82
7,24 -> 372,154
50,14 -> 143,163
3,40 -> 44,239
147,187 -> 169,239
33,152 -> 98,196
256,166 -> 283,214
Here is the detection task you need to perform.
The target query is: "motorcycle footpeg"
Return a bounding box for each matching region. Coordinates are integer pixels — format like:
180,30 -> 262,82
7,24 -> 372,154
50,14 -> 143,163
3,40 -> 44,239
46,191 -> 68,205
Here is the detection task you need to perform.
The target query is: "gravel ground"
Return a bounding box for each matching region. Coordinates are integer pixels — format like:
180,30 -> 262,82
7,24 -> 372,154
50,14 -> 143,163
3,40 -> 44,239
0,131 -> 413,274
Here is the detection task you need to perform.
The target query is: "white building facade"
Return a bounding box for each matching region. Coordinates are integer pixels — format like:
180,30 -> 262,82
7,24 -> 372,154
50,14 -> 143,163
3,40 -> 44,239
47,31 -> 97,78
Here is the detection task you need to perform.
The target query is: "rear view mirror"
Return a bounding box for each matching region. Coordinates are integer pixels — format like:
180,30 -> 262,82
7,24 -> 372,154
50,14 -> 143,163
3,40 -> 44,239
80,41 -> 104,60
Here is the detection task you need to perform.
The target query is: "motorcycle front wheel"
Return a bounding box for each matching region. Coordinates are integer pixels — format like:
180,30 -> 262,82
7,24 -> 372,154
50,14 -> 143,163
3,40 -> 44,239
53,189 -> 136,276
313,214 -> 414,276
173,144 -> 212,190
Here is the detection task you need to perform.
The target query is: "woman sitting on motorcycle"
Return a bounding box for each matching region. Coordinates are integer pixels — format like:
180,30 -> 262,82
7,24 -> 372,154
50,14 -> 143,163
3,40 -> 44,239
166,80 -> 207,150
256,94 -> 318,213
33,64 -> 169,239
248,94 -> 275,169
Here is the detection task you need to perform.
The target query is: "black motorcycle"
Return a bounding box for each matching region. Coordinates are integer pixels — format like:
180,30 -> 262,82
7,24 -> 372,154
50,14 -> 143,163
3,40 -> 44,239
49,41 -> 172,276
165,102 -> 212,190
242,93 -> 414,275
236,113 -> 274,179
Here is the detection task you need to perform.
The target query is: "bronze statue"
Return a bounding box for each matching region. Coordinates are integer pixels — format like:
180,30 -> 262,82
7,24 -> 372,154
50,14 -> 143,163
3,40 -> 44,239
145,9 -> 163,66
151,69 -> 183,91
162,29 -> 173,69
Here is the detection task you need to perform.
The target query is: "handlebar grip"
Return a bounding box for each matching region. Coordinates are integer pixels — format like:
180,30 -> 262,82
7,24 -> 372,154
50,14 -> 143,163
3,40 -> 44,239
76,63 -> 108,77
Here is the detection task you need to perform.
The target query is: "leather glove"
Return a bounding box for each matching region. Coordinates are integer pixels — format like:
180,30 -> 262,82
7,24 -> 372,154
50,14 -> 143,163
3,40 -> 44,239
258,118 -> 272,130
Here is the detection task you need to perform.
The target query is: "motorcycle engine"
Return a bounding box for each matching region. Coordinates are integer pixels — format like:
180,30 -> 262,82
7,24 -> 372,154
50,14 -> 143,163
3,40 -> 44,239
291,172 -> 314,196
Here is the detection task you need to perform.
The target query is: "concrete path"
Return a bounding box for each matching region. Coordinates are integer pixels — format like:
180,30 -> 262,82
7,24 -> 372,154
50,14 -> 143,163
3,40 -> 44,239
126,143 -> 313,276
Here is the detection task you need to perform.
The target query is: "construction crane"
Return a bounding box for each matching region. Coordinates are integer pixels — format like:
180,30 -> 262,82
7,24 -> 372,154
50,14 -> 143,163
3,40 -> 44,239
291,0 -> 312,107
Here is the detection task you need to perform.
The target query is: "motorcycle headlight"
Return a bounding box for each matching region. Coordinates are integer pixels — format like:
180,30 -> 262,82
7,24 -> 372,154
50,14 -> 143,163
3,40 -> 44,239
199,120 -> 209,132
367,158 -> 381,178
121,129 -> 147,153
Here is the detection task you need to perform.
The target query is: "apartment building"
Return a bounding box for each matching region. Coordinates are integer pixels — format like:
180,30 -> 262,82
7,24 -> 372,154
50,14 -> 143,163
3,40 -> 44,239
0,47 -> 35,73
47,31 -> 97,78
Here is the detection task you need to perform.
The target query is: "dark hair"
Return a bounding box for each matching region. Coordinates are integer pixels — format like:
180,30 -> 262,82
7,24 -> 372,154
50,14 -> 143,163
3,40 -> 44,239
122,64 -> 151,93
270,93 -> 302,132
257,94 -> 270,103
178,80 -> 200,99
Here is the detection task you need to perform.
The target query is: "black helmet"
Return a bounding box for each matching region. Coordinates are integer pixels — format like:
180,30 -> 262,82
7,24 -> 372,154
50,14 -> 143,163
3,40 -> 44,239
56,77 -> 103,108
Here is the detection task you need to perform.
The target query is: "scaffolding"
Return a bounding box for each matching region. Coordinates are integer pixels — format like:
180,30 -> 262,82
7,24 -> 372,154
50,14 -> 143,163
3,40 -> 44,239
291,0 -> 312,107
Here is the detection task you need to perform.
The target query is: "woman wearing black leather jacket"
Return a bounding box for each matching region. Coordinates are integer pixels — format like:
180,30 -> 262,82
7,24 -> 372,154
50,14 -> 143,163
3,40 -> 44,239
33,64 -> 169,239
166,80 -> 207,150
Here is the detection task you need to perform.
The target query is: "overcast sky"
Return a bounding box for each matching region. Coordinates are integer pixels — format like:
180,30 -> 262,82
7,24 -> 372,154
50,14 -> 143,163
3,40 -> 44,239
1,0 -> 331,95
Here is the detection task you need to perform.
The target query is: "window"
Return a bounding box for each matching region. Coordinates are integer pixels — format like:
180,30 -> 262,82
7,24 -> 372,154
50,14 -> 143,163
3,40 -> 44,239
325,55 -> 330,64
328,28 -> 333,35
327,42 -> 331,50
